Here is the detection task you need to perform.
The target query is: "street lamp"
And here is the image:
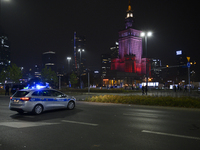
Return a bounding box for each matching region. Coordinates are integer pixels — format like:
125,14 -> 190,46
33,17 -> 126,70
78,49 -> 84,89
67,57 -> 71,74
78,49 -> 84,70
141,31 -> 152,95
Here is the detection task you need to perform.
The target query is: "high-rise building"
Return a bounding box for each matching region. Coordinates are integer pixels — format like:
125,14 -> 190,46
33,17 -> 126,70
111,1 -> 150,75
42,51 -> 56,72
0,35 -> 11,71
73,32 -> 86,76
103,0 -> 157,87
150,58 -> 162,81
101,54 -> 111,78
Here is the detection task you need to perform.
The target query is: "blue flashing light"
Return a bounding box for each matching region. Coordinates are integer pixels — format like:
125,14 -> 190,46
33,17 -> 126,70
24,83 -> 50,90
36,84 -> 46,89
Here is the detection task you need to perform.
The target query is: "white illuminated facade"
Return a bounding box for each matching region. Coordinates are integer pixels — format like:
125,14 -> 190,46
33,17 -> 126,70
142,82 -> 159,87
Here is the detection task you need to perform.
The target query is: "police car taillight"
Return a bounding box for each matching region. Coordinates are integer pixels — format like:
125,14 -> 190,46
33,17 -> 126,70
20,97 -> 31,101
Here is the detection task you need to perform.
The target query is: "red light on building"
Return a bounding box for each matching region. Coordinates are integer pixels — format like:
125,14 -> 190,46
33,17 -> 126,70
103,79 -> 109,82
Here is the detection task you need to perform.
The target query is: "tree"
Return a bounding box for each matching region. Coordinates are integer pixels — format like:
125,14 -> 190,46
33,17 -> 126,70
70,72 -> 78,88
41,66 -> 58,87
0,68 -> 7,84
7,64 -> 22,83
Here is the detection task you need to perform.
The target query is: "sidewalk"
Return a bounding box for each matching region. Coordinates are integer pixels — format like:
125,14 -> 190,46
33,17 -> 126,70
68,90 -> 200,100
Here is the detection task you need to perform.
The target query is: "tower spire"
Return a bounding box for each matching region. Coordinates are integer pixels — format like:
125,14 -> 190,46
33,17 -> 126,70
128,0 -> 132,11
125,0 -> 134,29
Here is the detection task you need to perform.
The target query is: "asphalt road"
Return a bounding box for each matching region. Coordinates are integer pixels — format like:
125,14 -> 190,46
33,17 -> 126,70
0,96 -> 200,150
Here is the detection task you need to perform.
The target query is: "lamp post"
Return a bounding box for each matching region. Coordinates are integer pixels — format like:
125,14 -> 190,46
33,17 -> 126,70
78,49 -> 84,89
67,57 -> 71,74
141,31 -> 152,95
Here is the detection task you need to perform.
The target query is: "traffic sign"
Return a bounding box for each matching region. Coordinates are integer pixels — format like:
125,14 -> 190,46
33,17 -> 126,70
187,57 -> 190,62
187,62 -> 191,68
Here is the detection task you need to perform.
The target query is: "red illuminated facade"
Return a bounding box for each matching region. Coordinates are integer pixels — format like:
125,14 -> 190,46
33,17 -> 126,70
111,1 -> 150,76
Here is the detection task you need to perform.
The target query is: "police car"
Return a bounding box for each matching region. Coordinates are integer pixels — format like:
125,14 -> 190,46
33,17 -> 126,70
9,88 -> 76,115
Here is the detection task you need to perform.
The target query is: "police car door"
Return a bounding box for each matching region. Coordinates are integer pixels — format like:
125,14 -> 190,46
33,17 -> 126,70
41,90 -> 56,110
31,90 -> 54,110
50,90 -> 67,108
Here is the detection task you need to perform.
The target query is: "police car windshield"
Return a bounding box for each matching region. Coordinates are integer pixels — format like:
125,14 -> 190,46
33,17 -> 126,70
13,91 -> 29,97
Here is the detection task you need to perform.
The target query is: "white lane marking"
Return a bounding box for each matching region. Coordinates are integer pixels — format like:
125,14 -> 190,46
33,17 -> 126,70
62,120 -> 98,126
123,113 -> 158,118
0,122 -> 59,128
142,130 -> 200,140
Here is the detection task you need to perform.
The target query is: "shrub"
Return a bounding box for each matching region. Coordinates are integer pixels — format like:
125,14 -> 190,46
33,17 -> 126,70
60,88 -> 137,93
85,95 -> 200,108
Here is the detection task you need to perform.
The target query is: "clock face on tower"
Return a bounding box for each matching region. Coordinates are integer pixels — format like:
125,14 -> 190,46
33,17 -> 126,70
127,13 -> 133,18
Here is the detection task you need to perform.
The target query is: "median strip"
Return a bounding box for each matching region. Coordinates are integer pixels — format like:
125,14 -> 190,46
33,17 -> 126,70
142,130 -> 200,140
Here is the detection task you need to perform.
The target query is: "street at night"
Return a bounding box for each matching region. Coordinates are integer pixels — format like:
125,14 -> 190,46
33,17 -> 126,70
1,1 -> 200,149
0,95 -> 200,150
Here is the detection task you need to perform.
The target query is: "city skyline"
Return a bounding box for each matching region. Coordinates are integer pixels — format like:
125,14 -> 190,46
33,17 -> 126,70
0,0 -> 199,78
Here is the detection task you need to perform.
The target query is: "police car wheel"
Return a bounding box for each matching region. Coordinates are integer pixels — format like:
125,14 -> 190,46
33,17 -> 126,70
33,104 -> 43,115
67,101 -> 75,110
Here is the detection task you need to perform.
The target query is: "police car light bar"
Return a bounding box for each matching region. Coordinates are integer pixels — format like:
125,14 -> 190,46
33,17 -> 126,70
24,83 -> 50,90
36,85 -> 46,89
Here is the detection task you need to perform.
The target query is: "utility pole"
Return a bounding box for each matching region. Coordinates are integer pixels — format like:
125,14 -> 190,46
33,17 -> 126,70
88,72 -> 90,93
187,57 -> 191,93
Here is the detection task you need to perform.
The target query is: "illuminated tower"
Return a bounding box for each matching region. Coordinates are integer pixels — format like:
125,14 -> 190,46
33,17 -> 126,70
72,32 -> 86,75
125,0 -> 134,29
117,1 -> 143,74
105,1 -> 154,87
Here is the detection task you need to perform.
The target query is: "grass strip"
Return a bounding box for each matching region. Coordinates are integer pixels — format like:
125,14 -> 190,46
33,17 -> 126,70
85,95 -> 200,108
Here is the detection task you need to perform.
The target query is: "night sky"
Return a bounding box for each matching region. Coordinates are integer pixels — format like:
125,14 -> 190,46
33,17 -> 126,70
1,0 -> 199,76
